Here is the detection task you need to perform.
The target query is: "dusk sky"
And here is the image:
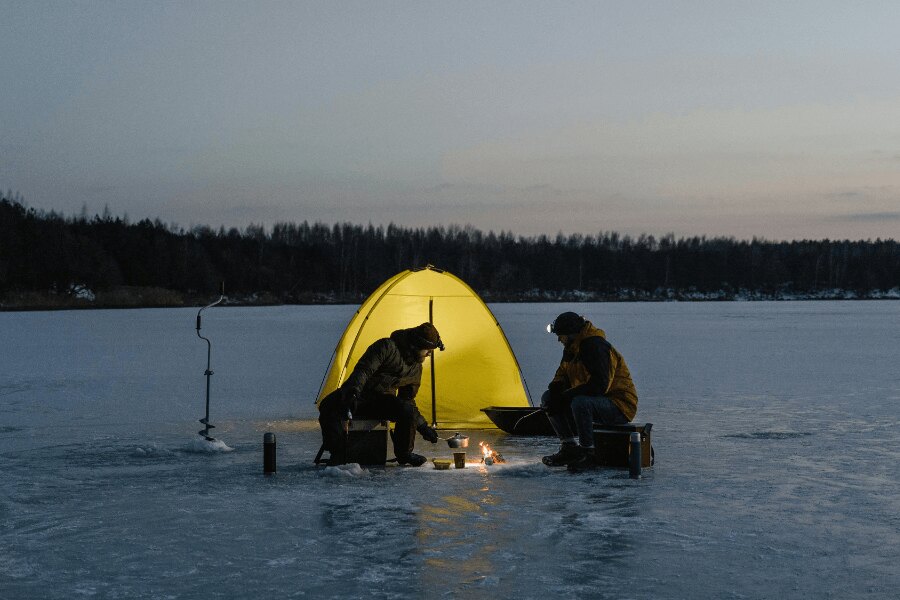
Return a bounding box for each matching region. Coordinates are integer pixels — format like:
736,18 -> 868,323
2,1 -> 899,240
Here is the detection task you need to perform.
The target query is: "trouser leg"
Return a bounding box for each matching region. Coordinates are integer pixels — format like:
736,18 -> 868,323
391,400 -> 418,457
318,389 -> 347,456
541,390 -> 578,442
570,395 -> 628,447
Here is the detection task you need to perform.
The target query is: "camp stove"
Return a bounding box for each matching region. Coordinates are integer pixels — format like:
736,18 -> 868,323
479,441 -> 505,466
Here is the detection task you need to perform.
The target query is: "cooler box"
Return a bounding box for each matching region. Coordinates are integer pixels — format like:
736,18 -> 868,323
346,420 -> 390,465
592,422 -> 653,468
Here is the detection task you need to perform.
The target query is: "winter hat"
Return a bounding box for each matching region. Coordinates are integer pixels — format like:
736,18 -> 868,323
409,322 -> 444,351
546,312 -> 585,335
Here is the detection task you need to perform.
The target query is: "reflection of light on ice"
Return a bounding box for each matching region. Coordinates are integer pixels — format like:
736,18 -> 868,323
479,441 -> 505,465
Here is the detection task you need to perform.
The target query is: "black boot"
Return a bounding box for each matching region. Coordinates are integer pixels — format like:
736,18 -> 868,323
542,442 -> 582,467
396,452 -> 427,467
325,448 -> 347,466
566,447 -> 600,472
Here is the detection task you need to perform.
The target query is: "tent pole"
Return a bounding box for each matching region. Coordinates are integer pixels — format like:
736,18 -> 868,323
429,298 -> 437,426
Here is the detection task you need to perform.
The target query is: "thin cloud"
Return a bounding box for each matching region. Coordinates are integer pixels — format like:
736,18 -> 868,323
824,190 -> 865,200
821,185 -> 899,205
831,212 -> 900,222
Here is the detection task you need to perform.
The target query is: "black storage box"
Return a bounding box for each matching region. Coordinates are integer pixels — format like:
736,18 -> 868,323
346,422 -> 389,465
592,422 -> 653,468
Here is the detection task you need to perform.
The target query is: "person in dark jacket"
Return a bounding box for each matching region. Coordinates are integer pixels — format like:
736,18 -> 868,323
318,322 -> 444,466
540,312 -> 638,471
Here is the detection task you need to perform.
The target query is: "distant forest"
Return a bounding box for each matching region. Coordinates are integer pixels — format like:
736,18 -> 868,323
1,195 -> 898,309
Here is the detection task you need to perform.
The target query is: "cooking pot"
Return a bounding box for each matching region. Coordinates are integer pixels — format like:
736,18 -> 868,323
445,432 -> 469,448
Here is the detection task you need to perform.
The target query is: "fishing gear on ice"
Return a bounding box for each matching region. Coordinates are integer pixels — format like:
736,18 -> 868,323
195,284 -> 225,441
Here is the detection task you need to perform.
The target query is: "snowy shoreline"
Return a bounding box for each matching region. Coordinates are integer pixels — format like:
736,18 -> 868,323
2,285 -> 899,312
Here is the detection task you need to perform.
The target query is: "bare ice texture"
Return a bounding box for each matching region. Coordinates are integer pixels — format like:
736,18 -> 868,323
0,301 -> 898,599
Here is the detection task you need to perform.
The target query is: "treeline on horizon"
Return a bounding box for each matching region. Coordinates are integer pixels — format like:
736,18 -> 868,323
1,195 -> 899,307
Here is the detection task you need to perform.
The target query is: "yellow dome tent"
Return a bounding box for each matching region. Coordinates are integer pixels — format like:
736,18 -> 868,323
316,265 -> 531,429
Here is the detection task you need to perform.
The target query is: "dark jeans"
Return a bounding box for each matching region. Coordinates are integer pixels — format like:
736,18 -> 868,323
540,390 -> 628,447
318,389 -> 420,459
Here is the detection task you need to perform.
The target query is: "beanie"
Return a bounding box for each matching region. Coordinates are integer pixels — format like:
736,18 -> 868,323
547,312 -> 585,335
409,322 -> 444,351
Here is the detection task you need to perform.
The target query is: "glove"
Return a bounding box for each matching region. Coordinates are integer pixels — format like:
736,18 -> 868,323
417,423 -> 439,444
541,387 -> 567,416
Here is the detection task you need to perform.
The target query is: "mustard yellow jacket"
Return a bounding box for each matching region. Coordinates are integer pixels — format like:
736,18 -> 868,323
550,321 -> 638,421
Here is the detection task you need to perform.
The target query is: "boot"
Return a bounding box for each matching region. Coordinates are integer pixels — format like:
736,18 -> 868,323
566,447 -> 600,472
325,448 -> 347,466
396,452 -> 427,467
541,442 -> 582,467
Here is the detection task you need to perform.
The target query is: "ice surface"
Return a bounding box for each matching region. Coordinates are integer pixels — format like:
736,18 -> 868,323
1,301 -> 899,599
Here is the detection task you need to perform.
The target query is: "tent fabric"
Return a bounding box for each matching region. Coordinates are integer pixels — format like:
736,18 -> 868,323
316,265 -> 531,429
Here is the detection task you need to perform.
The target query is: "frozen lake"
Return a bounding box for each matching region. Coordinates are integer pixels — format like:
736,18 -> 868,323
1,301 -> 898,599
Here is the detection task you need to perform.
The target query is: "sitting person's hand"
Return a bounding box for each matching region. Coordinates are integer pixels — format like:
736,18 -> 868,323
417,423 -> 439,443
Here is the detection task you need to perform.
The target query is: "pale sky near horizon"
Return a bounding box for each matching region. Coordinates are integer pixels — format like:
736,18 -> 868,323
2,1 -> 900,240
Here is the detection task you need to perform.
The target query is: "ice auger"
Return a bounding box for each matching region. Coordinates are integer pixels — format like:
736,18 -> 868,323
196,284 -> 225,440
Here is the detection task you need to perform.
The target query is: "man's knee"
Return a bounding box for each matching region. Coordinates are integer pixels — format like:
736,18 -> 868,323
319,404 -> 342,425
318,390 -> 342,415
540,390 -> 552,409
570,395 -> 594,416
542,390 -> 568,416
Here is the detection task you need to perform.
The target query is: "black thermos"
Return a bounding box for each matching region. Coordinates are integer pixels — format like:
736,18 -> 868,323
629,432 -> 642,479
263,432 -> 276,474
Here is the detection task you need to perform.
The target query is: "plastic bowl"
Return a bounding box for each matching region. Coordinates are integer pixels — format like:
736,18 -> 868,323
432,459 -> 452,470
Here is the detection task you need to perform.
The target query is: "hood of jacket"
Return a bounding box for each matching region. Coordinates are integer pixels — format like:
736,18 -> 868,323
389,328 -> 421,365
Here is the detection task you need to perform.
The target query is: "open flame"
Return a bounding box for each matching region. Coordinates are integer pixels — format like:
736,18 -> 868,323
479,441 -> 505,465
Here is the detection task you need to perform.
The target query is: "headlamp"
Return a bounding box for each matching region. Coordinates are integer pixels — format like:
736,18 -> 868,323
413,334 -> 445,351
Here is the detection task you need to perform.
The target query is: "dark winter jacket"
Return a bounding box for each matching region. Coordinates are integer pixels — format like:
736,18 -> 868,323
341,329 -> 423,402
549,321 -> 638,421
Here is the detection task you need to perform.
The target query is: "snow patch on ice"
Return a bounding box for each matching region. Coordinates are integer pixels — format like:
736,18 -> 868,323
321,463 -> 368,478
182,438 -> 234,453
131,443 -> 175,457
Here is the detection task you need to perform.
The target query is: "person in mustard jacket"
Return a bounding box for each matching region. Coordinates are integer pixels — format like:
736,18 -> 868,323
318,322 -> 443,467
541,312 -> 638,471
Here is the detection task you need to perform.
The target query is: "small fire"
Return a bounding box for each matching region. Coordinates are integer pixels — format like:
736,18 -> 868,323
479,441 -> 505,465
